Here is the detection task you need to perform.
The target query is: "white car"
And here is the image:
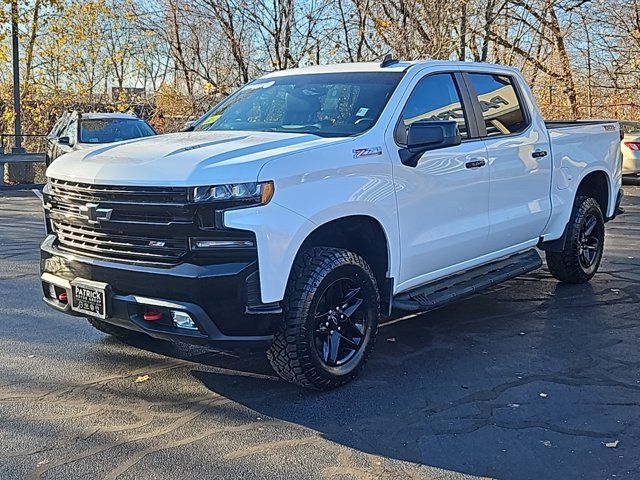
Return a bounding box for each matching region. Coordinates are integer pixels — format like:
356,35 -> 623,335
41,60 -> 623,390
620,120 -> 640,175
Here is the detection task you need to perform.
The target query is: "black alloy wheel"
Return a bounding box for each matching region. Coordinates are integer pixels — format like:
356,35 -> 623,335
546,195 -> 605,283
267,247 -> 380,390
313,278 -> 368,367
578,213 -> 602,269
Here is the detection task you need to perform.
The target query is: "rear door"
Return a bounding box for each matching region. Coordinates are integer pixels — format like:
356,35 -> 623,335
388,71 -> 491,292
465,72 -> 552,253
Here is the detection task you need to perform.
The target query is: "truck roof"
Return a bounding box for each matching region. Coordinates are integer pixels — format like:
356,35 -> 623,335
262,60 -> 521,77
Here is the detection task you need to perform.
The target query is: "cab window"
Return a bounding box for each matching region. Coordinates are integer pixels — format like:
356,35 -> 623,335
395,73 -> 469,145
468,73 -> 528,137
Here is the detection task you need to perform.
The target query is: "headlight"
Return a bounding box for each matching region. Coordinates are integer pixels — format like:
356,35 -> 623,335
192,181 -> 274,205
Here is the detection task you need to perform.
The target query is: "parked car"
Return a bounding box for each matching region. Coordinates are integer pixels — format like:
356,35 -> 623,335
45,112 -> 156,167
620,120 -> 640,176
41,60 -> 623,390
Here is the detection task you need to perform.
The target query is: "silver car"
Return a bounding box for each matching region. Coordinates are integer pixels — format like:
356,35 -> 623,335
621,120 -> 640,176
45,112 -> 156,167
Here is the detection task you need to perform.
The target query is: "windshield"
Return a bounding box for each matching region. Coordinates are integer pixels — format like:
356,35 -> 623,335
194,72 -> 404,137
79,118 -> 156,144
620,121 -> 640,135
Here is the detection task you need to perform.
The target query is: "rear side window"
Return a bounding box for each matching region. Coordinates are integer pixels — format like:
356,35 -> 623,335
468,73 -> 528,137
395,73 -> 469,144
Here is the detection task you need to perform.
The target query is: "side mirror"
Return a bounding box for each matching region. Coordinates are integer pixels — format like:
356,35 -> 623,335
182,120 -> 195,132
399,120 -> 462,167
58,136 -> 71,146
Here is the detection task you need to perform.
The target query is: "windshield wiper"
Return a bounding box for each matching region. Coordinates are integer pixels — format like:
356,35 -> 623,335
258,128 -> 329,137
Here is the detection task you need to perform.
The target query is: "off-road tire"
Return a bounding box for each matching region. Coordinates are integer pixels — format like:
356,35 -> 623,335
267,247 -> 380,390
546,195 -> 605,284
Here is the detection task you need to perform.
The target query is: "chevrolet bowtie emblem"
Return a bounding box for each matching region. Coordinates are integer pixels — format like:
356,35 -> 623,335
79,203 -> 113,224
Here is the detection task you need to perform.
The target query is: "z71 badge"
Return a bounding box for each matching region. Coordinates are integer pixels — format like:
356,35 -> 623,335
352,146 -> 382,159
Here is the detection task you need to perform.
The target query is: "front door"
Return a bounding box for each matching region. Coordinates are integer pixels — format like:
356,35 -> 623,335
388,72 -> 491,293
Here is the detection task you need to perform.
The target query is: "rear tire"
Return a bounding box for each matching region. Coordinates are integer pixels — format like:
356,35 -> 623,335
546,196 -> 605,284
267,247 -> 380,390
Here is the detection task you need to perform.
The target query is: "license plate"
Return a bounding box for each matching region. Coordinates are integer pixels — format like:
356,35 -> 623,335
71,279 -> 107,319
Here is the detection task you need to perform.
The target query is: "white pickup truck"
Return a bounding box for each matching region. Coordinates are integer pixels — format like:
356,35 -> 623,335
41,60 -> 623,390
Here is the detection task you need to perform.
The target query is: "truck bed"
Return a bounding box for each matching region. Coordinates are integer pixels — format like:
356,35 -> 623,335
542,118 -> 621,241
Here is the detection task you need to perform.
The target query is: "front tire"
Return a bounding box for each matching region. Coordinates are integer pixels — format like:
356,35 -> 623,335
546,196 -> 605,283
267,247 -> 380,390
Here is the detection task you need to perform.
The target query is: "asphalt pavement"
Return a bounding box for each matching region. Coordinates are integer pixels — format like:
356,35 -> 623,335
1,186 -> 639,479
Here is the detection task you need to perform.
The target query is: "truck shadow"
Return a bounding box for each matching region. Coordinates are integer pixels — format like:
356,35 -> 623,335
117,272 -> 638,479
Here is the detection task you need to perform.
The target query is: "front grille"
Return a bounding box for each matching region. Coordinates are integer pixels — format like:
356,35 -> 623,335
50,178 -> 188,203
46,179 -> 191,264
54,221 -> 189,263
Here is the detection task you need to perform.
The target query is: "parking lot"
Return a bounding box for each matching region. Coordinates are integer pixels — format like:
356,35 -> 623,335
0,185 -> 638,479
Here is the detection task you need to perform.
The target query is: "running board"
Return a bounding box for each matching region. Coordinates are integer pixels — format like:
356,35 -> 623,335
392,249 -> 542,312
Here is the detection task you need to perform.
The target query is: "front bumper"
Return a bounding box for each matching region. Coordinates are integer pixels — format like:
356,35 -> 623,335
40,235 -> 280,347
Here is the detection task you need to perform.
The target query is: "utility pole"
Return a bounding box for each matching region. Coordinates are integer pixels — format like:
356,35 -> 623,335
583,16 -> 593,118
11,0 -> 24,153
459,0 -> 467,61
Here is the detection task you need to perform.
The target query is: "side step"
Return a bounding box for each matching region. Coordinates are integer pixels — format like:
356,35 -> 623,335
392,249 -> 542,312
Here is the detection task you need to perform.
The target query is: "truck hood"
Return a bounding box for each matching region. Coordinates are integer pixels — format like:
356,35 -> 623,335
46,131 -> 343,186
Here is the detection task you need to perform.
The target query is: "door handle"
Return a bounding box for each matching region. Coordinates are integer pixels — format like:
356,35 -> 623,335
532,150 -> 548,158
465,159 -> 486,169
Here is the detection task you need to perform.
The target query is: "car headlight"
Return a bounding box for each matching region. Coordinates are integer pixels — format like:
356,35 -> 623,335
191,181 -> 274,205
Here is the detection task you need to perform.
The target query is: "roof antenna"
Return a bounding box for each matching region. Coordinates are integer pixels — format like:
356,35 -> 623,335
380,54 -> 399,68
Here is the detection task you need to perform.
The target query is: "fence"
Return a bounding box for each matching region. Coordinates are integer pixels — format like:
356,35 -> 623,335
0,134 -> 47,186
0,133 -> 47,154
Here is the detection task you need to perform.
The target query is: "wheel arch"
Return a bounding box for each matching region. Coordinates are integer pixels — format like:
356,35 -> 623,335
541,168 -> 612,252
294,215 -> 394,315
576,170 -> 610,217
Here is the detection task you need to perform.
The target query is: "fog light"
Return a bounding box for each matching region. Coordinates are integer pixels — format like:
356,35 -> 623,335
193,240 -> 254,249
171,311 -> 197,330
